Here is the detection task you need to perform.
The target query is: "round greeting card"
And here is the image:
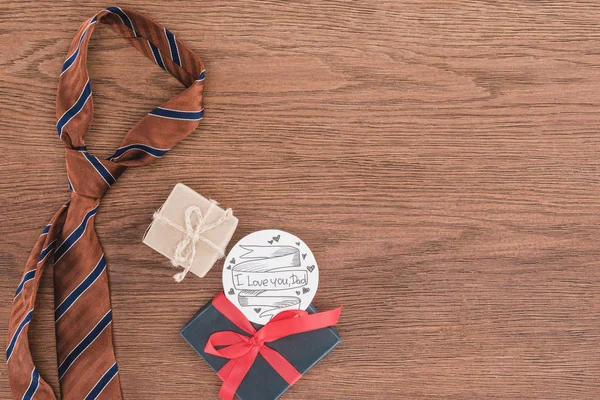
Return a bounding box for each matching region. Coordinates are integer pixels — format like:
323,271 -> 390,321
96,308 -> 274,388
222,229 -> 319,325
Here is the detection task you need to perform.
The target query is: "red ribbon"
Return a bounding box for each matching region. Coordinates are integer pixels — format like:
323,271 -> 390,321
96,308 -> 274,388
204,291 -> 342,400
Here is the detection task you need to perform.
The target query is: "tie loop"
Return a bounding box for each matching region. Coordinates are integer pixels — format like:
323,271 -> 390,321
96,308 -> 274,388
56,7 -> 206,163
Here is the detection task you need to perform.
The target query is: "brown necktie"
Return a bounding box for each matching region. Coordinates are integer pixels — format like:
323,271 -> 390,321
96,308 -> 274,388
7,7 -> 205,399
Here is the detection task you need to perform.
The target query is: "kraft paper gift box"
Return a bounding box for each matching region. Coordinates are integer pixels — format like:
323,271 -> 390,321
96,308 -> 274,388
180,293 -> 341,400
143,183 -> 238,281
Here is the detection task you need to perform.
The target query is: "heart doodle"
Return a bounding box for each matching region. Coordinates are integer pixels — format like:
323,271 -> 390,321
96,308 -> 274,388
226,265 -> 231,270
296,291 -> 301,295
273,235 -> 280,242
302,287 -> 310,294
268,240 -> 273,244
295,242 -> 301,246
302,253 -> 307,260
307,265 -> 315,273
228,288 -> 235,295
230,258 -> 235,264
254,308 -> 262,314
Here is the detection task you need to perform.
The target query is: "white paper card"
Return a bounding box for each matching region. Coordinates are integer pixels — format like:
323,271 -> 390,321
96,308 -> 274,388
222,229 -> 319,325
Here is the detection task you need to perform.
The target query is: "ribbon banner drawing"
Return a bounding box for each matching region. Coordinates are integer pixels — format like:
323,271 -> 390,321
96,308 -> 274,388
224,229 -> 319,324
233,245 -> 306,318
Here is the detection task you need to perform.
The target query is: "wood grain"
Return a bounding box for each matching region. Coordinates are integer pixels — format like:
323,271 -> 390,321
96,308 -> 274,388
1,1 -> 600,398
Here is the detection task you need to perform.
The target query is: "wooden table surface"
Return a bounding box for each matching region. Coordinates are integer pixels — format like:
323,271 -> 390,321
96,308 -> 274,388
1,1 -> 600,399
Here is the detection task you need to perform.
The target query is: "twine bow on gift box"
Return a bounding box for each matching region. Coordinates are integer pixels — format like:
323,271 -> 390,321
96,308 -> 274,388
205,292 -> 342,400
153,201 -> 232,282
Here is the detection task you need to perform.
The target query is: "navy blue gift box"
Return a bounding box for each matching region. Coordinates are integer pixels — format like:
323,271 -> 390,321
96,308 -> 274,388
180,297 -> 341,400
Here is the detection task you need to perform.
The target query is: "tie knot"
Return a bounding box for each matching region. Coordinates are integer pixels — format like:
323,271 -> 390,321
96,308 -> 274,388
65,148 -> 126,198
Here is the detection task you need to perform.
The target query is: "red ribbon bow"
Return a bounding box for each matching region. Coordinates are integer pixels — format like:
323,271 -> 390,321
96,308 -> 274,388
205,292 -> 342,400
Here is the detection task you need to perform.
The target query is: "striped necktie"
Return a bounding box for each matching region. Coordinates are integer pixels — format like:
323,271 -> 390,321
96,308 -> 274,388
7,7 -> 205,399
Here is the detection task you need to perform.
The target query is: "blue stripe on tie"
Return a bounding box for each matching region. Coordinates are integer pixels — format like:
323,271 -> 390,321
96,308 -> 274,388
58,310 -> 112,379
38,240 -> 56,263
42,224 -> 51,235
82,152 -> 116,186
197,70 -> 205,81
85,362 -> 119,400
14,269 -> 36,300
55,255 -> 106,322
149,107 -> 204,121
148,41 -> 166,70
6,309 -> 33,362
22,368 -> 40,400
106,7 -> 137,37
108,143 -> 169,161
62,48 -> 79,74
54,206 -> 98,263
61,16 -> 97,75
57,80 -> 92,138
164,28 -> 180,66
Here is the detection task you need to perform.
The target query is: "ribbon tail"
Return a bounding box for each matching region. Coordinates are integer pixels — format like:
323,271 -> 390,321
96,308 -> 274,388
259,345 -> 302,386
216,347 -> 259,400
